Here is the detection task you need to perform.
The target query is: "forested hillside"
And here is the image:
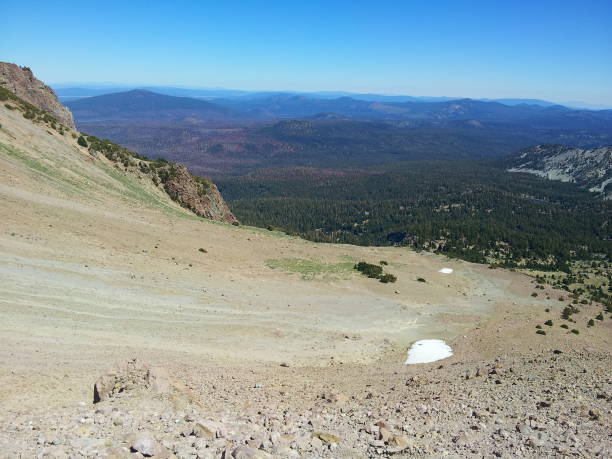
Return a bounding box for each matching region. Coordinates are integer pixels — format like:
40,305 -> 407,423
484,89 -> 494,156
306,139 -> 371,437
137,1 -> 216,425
218,163 -> 611,273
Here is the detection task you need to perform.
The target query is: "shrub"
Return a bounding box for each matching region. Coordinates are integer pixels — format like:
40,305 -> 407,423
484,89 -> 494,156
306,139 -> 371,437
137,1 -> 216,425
587,319 -> 595,327
595,313 -> 604,321
561,305 -> 579,320
355,262 -> 383,279
560,324 -> 569,329
544,320 -> 553,326
535,325 -> 542,329
531,293 -> 538,297
417,277 -> 426,283
545,308 -> 550,312
198,248 -> 207,253
380,260 -> 388,265
536,330 -> 546,335
77,136 -> 88,147
570,329 -> 579,335
379,273 -> 397,283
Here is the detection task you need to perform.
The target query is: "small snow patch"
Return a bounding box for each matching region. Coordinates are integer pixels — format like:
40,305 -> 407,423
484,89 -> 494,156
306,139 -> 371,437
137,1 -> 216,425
439,268 -> 453,274
405,339 -> 453,364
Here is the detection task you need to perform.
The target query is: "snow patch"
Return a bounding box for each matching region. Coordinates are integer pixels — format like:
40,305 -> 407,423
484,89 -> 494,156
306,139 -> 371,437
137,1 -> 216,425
438,268 -> 453,274
405,339 -> 453,364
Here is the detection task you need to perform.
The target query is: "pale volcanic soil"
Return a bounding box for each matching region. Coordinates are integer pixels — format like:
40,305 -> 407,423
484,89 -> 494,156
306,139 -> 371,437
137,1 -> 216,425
0,103 -> 610,458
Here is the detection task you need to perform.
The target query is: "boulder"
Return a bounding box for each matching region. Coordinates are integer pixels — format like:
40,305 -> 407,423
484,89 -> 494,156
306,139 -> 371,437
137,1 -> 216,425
93,358 -> 172,403
192,420 -> 220,439
127,432 -> 170,457
231,445 -> 272,458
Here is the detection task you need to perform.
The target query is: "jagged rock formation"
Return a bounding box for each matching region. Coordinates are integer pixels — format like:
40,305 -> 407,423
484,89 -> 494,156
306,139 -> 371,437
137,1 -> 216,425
0,62 -> 75,129
158,163 -> 239,224
508,144 -> 612,198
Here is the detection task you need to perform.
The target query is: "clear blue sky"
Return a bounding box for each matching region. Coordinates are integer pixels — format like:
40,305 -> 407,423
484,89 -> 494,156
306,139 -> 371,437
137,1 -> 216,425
2,0 -> 611,104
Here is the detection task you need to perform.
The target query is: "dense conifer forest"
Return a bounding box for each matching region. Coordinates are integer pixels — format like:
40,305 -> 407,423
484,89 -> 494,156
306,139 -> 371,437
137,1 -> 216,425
218,162 -> 611,273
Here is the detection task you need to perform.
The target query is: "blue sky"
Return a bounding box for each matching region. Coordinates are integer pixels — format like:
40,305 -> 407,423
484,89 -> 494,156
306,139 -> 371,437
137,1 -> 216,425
2,0 -> 611,105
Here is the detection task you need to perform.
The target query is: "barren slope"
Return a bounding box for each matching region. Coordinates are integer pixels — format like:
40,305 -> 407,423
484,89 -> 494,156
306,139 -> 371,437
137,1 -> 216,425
0,101 -> 610,457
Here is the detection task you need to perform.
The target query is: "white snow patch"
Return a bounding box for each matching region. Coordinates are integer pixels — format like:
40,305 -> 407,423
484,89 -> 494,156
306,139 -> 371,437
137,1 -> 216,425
405,339 -> 453,364
438,268 -> 453,274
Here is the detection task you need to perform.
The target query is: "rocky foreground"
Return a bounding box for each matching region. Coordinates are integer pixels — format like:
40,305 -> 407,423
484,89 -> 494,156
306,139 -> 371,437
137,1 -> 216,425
2,346 -> 610,458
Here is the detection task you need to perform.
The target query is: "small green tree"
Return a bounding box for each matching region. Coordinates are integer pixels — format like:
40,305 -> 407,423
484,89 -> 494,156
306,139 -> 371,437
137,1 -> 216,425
77,135 -> 88,147
379,273 -> 397,283
355,262 -> 383,279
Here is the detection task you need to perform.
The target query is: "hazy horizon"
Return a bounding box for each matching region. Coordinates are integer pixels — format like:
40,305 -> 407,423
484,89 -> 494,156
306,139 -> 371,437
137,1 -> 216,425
2,0 -> 611,106
44,81 -> 611,110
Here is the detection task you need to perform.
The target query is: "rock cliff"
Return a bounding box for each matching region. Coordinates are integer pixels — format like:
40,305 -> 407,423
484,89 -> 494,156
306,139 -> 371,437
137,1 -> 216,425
0,62 -> 75,129
158,163 -> 238,224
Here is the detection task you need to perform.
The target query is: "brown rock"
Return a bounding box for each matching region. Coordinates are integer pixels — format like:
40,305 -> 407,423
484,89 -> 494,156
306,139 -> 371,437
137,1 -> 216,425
312,432 -> 341,444
379,426 -> 393,442
193,420 -> 219,439
158,164 -> 238,224
388,434 -> 410,452
93,359 -> 172,403
0,62 -> 75,128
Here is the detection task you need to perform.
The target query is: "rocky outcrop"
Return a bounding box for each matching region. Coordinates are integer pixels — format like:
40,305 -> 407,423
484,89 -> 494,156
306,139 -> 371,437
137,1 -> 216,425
93,359 -> 172,403
0,62 -> 75,129
508,144 -> 612,198
158,163 -> 238,224
79,135 -> 238,224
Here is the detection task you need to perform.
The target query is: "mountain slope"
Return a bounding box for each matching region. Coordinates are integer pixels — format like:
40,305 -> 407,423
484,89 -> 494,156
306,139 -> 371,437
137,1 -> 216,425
508,144 -> 612,198
2,91 -> 611,458
0,84 -> 236,224
67,89 -> 234,121
1,69 -> 611,459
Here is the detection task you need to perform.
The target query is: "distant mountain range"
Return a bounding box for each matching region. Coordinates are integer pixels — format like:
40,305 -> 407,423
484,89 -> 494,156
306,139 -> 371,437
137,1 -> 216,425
53,84 -> 610,110
67,89 -> 612,131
